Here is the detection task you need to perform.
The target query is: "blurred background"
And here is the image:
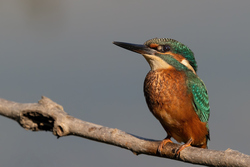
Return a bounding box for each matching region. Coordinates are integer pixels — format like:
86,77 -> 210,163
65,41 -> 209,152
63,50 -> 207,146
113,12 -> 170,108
0,0 -> 249,166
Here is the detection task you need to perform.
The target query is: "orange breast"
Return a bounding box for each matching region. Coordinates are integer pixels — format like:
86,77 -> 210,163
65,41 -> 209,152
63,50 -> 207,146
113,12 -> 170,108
144,69 -> 208,147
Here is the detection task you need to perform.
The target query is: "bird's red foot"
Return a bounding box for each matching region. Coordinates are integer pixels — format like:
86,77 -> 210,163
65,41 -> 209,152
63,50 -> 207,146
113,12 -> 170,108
176,138 -> 193,155
157,135 -> 173,154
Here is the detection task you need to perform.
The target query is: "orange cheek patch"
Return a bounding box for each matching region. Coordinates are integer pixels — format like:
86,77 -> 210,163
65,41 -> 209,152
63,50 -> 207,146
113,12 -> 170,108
163,52 -> 185,62
149,43 -> 159,48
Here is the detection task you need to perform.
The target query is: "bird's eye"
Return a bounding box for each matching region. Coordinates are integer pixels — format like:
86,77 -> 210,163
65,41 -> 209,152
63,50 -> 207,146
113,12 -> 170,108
157,45 -> 171,52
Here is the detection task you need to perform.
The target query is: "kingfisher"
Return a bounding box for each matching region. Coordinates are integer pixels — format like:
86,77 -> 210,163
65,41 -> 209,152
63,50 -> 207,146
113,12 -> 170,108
113,38 -> 210,154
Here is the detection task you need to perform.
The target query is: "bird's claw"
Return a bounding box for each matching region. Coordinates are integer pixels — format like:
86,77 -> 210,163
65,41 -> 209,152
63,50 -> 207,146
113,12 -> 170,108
157,137 -> 173,155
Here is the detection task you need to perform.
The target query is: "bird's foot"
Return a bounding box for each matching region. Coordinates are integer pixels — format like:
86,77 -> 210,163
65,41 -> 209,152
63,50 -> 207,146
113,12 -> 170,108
157,136 -> 173,154
175,138 -> 193,155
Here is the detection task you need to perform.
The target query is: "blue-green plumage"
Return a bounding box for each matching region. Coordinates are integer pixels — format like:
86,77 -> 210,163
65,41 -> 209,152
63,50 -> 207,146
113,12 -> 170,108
186,71 -> 210,139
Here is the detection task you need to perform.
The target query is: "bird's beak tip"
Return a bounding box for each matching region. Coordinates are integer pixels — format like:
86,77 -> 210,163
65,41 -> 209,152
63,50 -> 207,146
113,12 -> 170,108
113,41 -> 122,46
113,41 -> 155,55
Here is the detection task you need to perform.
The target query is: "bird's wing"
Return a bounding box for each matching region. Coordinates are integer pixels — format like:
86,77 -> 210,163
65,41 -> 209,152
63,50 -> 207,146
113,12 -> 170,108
188,77 -> 210,123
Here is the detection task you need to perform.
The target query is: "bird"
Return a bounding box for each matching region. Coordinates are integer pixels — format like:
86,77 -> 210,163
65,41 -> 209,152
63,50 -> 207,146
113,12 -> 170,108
113,38 -> 210,155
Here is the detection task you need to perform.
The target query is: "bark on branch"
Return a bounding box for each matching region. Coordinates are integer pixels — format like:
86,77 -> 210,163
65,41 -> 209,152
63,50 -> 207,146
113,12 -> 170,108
0,96 -> 249,167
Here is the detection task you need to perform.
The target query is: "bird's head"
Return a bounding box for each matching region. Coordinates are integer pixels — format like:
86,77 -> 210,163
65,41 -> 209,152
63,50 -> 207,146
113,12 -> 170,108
113,38 -> 197,74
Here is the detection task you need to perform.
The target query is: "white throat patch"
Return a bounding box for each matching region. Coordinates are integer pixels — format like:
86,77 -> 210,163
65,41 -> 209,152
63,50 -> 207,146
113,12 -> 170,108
142,54 -> 172,71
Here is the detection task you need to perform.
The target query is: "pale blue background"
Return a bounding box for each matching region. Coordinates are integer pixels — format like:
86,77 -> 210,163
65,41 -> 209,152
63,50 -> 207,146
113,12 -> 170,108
0,1 -> 249,166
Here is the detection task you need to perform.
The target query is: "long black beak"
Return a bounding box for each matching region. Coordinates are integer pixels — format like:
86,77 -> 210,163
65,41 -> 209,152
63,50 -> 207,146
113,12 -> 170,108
113,41 -> 156,55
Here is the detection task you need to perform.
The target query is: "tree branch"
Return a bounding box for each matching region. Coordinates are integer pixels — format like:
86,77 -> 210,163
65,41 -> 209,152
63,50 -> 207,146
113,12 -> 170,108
0,96 -> 249,166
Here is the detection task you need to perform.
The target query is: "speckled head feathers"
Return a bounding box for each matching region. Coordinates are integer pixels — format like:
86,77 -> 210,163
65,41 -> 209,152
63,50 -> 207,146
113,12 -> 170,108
144,38 -> 197,72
